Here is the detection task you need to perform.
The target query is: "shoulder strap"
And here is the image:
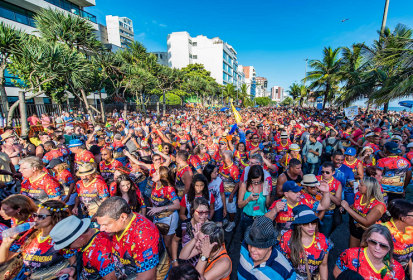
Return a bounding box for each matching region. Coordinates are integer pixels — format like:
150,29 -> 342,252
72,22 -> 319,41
206,251 -> 229,270
304,254 -> 312,280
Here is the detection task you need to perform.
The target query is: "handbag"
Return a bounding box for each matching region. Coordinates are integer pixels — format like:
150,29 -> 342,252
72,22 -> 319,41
155,211 -> 173,236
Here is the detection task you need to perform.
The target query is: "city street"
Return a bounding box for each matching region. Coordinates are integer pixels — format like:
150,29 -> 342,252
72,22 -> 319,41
224,209 -> 350,279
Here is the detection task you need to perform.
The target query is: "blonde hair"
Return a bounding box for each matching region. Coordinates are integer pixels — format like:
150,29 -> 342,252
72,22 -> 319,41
54,163 -> 70,174
362,176 -> 384,210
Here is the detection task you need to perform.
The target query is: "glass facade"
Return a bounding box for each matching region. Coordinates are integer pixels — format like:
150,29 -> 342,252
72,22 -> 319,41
0,1 -> 36,27
44,0 -> 97,23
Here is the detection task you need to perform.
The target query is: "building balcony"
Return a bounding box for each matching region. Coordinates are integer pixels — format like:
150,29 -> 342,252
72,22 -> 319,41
44,0 -> 96,23
0,1 -> 36,27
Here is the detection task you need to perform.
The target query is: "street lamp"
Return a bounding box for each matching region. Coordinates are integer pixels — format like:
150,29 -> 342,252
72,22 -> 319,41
304,59 -> 308,84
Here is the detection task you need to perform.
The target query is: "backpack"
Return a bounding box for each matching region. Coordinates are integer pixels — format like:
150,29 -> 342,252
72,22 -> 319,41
322,139 -> 339,163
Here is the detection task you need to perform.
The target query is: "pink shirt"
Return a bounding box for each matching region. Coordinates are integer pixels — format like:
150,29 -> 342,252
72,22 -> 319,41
352,128 -> 363,141
28,116 -> 40,126
41,116 -> 52,128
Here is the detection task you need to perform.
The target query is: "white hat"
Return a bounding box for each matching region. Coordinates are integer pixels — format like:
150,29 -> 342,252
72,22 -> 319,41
50,216 -> 91,250
301,174 -> 320,187
407,143 -> 413,148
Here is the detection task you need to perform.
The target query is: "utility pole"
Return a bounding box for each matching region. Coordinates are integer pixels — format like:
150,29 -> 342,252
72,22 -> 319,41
381,0 -> 390,113
162,89 -> 166,116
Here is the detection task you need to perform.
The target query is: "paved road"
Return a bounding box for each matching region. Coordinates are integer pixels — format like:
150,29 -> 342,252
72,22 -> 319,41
224,210 -> 350,280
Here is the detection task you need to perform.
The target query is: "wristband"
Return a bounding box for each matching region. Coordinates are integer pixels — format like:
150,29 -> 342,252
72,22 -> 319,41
171,259 -> 178,264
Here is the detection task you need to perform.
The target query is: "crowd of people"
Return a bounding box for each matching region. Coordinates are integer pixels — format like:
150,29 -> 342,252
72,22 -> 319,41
0,105 -> 412,280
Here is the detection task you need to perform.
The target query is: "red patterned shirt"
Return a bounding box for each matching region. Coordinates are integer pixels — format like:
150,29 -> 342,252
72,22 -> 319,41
279,230 -> 332,276
246,141 -> 259,152
195,153 -> 211,169
150,185 -> 178,208
218,163 -> 240,195
42,149 -> 64,166
188,155 -> 202,172
76,176 -> 109,217
352,192 -> 386,226
54,169 -> 75,197
275,141 -> 291,157
206,143 -> 219,157
22,234 -> 74,275
100,159 -> 123,182
176,164 -> 192,199
406,151 -> 413,164
21,173 -> 61,204
316,175 -> 341,215
336,247 -> 405,280
377,156 -> 412,194
269,195 -> 319,233
80,230 -> 116,280
234,150 -> 248,170
365,142 -> 380,153
112,213 -> 160,276
0,223 -> 7,245
74,149 -> 95,170
344,158 -> 362,177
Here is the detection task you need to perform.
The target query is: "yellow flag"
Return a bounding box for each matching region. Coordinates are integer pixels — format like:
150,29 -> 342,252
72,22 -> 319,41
231,102 -> 242,123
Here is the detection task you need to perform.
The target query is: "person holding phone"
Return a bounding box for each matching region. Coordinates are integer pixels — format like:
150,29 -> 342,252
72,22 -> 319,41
238,165 -> 272,234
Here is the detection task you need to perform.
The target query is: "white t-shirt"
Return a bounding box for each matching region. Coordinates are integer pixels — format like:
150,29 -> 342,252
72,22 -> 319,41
208,177 -> 224,211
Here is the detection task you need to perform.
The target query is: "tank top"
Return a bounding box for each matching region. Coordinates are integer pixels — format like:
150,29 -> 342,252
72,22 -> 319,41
204,246 -> 232,280
284,171 -> 302,185
243,190 -> 267,216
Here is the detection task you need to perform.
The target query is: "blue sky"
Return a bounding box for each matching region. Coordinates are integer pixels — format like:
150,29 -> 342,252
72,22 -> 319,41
86,0 -> 413,107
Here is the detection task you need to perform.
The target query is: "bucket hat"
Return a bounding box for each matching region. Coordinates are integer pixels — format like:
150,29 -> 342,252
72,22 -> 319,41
76,163 -> 96,177
244,216 -> 278,249
68,139 -> 83,148
50,216 -> 91,250
291,205 -> 319,228
385,141 -> 401,154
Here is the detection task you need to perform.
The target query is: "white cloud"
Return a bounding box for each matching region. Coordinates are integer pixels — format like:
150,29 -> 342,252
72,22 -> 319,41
136,32 -> 146,38
159,23 -> 167,27
152,20 -> 157,24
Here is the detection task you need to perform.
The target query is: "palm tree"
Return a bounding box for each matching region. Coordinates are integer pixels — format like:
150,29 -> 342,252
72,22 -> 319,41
223,84 -> 236,105
287,83 -> 301,101
297,84 -> 310,106
238,84 -> 252,107
305,47 -> 343,109
0,23 -> 26,122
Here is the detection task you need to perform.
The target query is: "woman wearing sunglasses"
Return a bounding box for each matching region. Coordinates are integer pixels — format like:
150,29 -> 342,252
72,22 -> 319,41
0,200 -> 75,277
341,177 -> 386,248
380,199 -> 413,274
171,198 -> 210,267
279,205 -> 331,280
334,224 -> 405,280
238,165 -> 272,233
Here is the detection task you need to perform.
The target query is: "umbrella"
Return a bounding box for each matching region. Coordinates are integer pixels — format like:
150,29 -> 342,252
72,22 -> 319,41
235,107 -> 241,111
398,101 -> 413,109
220,107 -> 229,112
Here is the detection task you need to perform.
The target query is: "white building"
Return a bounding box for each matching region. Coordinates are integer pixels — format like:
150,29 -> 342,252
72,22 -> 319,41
271,86 -> 285,102
167,31 -> 245,90
151,52 -> 168,66
1,0 -> 105,110
106,15 -> 134,48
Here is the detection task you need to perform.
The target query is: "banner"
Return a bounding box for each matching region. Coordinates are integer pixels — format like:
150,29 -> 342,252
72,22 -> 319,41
231,102 -> 242,123
316,97 -> 323,110
344,106 -> 358,120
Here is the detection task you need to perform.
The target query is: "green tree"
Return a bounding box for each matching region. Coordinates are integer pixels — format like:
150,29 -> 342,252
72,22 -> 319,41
280,97 -> 294,106
287,83 -> 301,102
305,47 -> 343,109
254,97 -> 271,106
0,23 -> 26,121
159,92 -> 181,105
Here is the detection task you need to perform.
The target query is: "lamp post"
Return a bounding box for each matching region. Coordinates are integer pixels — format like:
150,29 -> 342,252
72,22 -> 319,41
304,59 -> 308,84
381,0 -> 390,113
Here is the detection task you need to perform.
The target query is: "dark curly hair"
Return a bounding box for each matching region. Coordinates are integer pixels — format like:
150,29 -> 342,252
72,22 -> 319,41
187,174 -> 209,203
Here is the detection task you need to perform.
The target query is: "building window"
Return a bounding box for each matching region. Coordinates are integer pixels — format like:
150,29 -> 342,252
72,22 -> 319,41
0,0 -> 37,27
44,0 -> 96,23
7,96 -> 34,104
189,39 -> 192,45
43,97 -> 52,104
193,55 -> 197,59
192,42 -> 197,46
160,54 -> 163,59
189,54 -> 192,58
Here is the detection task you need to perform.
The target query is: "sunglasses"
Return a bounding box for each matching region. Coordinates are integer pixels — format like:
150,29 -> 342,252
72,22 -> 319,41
153,158 -> 161,161
367,239 -> 390,251
251,180 -> 263,185
33,213 -> 52,220
252,137 -> 259,140
302,221 -> 317,227
219,143 -> 226,145
321,171 -> 331,175
195,210 -> 210,216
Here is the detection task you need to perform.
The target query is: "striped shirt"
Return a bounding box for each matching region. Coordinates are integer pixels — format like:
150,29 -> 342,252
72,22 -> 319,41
238,241 -> 296,280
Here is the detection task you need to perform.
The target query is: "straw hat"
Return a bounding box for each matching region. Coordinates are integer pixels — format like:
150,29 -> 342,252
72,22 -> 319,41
1,132 -> 14,141
76,163 -> 96,177
290,144 -> 301,151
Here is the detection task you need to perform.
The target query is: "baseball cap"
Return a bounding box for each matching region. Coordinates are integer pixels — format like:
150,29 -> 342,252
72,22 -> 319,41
282,181 -> 303,193
344,147 -> 356,156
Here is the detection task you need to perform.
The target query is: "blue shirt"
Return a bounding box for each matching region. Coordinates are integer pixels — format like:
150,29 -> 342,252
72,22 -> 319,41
318,164 -> 354,191
238,240 -> 296,280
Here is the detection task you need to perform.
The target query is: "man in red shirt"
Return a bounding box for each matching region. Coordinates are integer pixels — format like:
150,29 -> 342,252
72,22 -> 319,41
69,139 -> 95,172
20,156 -> 61,205
96,197 -> 169,280
100,148 -> 123,183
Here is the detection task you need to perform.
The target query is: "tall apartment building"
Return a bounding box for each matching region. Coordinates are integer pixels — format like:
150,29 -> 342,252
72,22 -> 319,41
255,76 -> 268,98
271,86 -> 285,102
243,66 -> 256,98
0,0 -> 103,108
106,15 -> 134,48
167,31 -> 245,90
